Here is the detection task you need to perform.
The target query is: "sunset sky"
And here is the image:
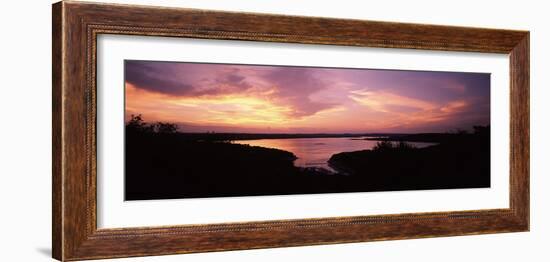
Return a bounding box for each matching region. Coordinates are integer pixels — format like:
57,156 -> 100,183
125,60 -> 490,133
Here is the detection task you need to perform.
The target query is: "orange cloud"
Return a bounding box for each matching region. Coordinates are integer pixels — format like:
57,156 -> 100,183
349,89 -> 437,112
347,89 -> 470,131
126,83 -> 337,130
124,60 -> 489,133
127,81 -> 475,133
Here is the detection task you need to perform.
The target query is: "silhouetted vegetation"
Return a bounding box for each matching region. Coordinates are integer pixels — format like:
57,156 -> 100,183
127,114 -> 178,134
125,116 -> 490,200
371,141 -> 417,152
328,126 -> 490,190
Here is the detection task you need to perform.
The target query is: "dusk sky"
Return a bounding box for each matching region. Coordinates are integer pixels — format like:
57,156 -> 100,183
125,60 -> 490,133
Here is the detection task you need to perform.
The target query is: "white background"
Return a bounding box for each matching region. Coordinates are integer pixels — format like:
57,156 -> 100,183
98,35 -> 509,228
0,0 -> 547,261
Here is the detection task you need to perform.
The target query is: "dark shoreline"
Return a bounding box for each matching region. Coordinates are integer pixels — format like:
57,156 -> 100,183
125,117 -> 491,200
361,133 -> 470,143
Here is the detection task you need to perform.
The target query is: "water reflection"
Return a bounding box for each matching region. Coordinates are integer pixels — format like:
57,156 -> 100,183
233,137 -> 435,172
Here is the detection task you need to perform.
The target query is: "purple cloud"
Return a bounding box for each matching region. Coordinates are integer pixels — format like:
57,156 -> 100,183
125,61 -> 338,118
125,61 -> 253,96
125,60 -> 490,132
260,67 -> 336,117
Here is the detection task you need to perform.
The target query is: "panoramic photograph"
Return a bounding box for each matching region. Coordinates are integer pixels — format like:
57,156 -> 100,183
124,60 -> 491,200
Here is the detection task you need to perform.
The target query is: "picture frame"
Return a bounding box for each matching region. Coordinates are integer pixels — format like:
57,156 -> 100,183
52,1 -> 529,261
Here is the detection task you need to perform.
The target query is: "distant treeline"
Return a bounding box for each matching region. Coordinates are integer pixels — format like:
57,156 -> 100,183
126,114 -> 488,143
364,125 -> 490,143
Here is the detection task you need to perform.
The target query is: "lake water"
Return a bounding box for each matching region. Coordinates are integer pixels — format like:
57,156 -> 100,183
233,137 -> 435,173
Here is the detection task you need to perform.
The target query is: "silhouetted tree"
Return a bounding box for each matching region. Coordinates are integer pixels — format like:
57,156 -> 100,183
454,128 -> 468,135
127,114 -> 153,133
397,141 -> 415,150
153,122 -> 178,134
372,141 -> 394,152
372,141 -> 415,153
126,114 -> 178,134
